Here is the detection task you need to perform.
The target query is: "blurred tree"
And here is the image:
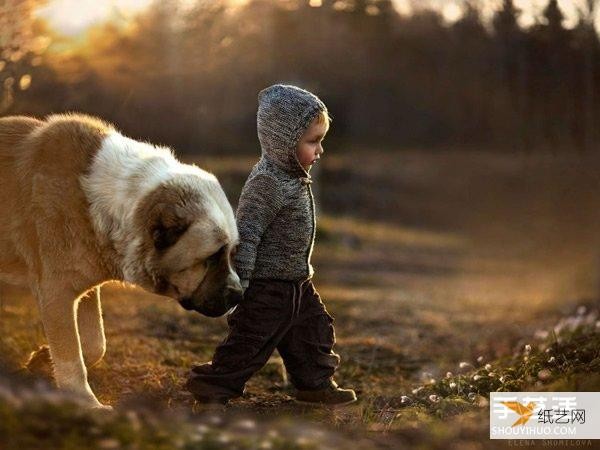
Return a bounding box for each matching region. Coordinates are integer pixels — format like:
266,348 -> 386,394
492,0 -> 528,148
542,0 -> 565,33
8,0 -> 600,153
448,1 -> 491,143
528,0 -> 570,148
493,0 -> 519,35
0,0 -> 49,112
575,0 -> 599,152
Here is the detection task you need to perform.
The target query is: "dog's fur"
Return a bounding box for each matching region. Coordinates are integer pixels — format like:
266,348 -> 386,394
0,114 -> 242,408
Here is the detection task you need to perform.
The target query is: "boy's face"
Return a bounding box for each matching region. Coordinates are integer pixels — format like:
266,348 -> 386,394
296,116 -> 328,171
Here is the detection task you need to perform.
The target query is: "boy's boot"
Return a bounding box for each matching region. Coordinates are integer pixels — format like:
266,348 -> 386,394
185,379 -> 232,406
185,363 -> 242,406
294,379 -> 357,405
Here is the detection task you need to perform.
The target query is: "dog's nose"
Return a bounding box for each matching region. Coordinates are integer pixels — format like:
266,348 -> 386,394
224,286 -> 244,308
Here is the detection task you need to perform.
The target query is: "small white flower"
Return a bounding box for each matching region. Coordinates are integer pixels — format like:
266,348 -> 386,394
446,371 -> 453,378
234,419 -> 256,431
428,394 -> 439,403
98,439 -> 120,450
535,329 -> 549,340
538,369 -> 551,381
459,361 -> 471,369
400,395 -> 411,404
473,375 -> 482,381
484,363 -> 492,370
488,372 -> 496,377
217,434 -> 231,444
499,376 -> 505,383
412,386 -> 423,395
524,344 -> 532,353
296,437 -> 311,446
429,378 -> 436,384
190,433 -> 204,443
449,382 -> 457,388
207,415 -> 222,425
477,396 -> 489,407
477,356 -> 484,363
548,356 -> 556,363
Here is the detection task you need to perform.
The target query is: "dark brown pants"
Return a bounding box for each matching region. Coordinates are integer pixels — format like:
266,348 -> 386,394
186,278 -> 340,400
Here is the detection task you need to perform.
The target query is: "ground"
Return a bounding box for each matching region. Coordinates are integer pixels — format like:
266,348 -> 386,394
0,148 -> 599,449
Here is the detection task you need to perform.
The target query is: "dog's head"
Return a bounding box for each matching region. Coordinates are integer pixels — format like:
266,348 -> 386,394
133,172 -> 242,317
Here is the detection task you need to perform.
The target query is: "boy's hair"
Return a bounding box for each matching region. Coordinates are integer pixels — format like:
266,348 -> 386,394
314,109 -> 332,131
317,109 -> 333,126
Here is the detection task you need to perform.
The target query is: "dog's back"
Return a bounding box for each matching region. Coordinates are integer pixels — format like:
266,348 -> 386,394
0,116 -> 43,145
0,114 -> 111,286
0,116 -> 43,183
0,117 -> 44,283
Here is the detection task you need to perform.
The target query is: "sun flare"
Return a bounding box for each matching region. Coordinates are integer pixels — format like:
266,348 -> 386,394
36,0 -> 153,36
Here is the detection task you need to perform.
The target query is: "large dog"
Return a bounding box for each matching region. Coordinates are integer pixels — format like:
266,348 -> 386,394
0,113 -> 243,408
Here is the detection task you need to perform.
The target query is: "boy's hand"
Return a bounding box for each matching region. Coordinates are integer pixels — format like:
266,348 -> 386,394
225,280 -> 249,317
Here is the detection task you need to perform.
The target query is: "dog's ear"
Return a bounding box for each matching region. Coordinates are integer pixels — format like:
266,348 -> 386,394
152,222 -> 189,250
151,204 -> 190,251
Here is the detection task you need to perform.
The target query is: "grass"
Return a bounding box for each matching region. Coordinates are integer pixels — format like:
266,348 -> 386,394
1,149 -> 599,449
1,307 -> 596,450
389,310 -> 600,418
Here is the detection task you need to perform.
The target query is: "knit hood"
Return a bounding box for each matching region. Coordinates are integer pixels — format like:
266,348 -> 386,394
257,84 -> 327,178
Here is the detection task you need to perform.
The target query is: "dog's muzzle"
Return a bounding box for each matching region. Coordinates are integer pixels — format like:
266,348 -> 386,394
223,285 -> 244,309
178,285 -> 243,316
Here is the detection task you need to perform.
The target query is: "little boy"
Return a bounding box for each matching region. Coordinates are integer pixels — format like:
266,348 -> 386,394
185,84 -> 356,405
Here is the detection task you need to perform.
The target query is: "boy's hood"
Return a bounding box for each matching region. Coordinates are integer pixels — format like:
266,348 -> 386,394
256,84 -> 327,178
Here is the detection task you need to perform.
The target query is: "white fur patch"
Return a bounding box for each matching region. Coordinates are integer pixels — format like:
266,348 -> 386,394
80,131 -> 235,283
82,131 -> 214,233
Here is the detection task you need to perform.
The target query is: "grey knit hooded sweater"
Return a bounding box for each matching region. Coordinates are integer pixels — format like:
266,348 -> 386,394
233,84 -> 328,286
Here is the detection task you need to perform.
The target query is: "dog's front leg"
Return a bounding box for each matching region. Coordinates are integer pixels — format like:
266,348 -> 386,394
78,286 -> 106,368
36,285 -> 110,409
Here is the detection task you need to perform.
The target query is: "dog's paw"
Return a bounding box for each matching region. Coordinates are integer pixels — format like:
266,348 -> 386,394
24,345 -> 54,380
93,403 -> 114,411
77,393 -> 113,411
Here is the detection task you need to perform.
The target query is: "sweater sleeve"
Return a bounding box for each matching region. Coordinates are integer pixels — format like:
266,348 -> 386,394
234,173 -> 285,281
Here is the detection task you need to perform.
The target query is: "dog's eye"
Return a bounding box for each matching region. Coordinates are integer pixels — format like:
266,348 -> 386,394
207,245 -> 226,264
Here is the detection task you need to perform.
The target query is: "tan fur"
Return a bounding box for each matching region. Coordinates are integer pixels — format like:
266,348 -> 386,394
0,114 -> 241,409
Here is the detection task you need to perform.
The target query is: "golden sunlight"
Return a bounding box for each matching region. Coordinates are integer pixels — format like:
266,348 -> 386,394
33,0 -> 592,38
441,2 -> 462,24
36,0 -> 152,36
36,0 -> 255,36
